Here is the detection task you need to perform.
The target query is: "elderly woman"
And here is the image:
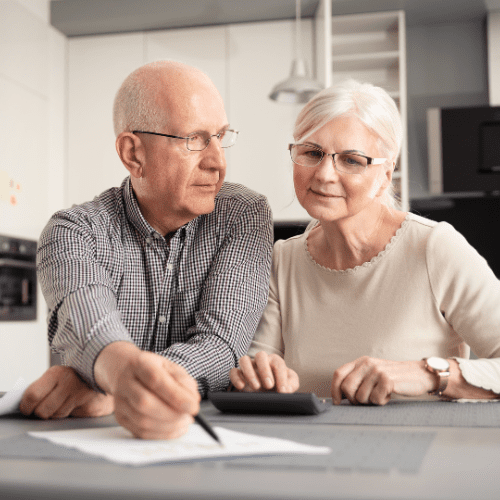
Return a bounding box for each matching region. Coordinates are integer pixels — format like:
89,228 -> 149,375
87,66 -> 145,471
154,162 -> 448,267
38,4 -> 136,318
230,79 -> 500,405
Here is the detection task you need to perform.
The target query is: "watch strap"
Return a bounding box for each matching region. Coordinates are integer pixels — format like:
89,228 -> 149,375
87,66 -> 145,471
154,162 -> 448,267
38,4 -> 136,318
423,357 -> 450,397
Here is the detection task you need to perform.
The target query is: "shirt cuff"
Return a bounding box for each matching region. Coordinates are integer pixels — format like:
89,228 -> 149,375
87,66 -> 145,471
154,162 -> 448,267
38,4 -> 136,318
71,311 -> 134,392
455,357 -> 500,394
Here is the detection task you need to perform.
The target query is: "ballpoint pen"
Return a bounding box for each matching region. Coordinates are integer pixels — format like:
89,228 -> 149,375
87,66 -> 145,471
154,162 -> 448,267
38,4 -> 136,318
194,413 -> 223,447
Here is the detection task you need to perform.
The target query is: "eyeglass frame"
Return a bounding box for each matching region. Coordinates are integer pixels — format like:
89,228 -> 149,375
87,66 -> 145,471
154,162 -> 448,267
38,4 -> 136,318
288,143 -> 387,174
132,129 -> 239,151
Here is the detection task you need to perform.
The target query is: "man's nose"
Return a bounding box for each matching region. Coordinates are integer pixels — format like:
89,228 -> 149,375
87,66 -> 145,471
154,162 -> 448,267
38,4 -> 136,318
202,136 -> 226,168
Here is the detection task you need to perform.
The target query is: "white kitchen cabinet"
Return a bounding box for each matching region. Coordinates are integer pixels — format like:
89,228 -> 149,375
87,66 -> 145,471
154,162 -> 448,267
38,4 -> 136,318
315,3 -> 409,211
227,20 -> 311,221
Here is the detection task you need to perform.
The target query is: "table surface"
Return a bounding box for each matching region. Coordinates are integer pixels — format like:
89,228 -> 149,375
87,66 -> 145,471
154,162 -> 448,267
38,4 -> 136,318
1,399 -> 500,500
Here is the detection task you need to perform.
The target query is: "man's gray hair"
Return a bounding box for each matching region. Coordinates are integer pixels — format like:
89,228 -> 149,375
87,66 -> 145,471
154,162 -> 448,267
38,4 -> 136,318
113,62 -> 170,137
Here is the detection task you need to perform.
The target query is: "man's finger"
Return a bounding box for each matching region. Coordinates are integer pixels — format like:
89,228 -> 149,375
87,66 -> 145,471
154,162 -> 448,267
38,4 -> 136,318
19,371 -> 59,415
133,352 -> 200,415
114,392 -> 194,440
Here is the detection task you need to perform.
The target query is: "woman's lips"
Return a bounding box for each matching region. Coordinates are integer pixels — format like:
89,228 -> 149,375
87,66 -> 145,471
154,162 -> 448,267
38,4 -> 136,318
310,189 -> 342,198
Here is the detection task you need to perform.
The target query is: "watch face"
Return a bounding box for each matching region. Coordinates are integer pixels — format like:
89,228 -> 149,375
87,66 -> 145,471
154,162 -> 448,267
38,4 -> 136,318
427,356 -> 450,371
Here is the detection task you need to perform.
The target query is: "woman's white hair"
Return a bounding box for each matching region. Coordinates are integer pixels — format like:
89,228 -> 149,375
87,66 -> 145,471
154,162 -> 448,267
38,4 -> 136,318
294,79 -> 404,208
112,61 -> 170,137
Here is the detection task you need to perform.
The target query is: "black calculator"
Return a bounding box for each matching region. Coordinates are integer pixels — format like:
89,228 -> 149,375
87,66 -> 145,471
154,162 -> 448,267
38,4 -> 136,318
208,392 -> 330,415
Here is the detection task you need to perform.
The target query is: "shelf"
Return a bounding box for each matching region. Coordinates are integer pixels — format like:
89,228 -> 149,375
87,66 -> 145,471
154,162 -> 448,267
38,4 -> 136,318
330,11 -> 400,35
316,4 -> 408,210
331,32 -> 398,57
331,51 -> 400,72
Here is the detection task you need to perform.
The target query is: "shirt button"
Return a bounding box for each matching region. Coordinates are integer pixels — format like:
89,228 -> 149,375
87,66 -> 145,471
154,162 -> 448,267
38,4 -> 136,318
167,263 -> 173,271
145,237 -> 152,245
158,316 -> 166,324
154,233 -> 161,239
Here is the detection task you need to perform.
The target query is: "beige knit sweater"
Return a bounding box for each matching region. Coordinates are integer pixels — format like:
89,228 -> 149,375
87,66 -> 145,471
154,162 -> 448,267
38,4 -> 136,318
248,213 -> 500,397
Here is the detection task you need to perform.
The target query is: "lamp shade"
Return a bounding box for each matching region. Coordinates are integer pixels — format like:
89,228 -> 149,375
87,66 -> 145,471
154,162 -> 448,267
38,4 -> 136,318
269,59 -> 323,104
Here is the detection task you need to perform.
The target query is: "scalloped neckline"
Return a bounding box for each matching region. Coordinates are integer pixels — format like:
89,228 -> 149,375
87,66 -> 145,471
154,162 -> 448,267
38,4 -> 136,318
304,213 -> 411,274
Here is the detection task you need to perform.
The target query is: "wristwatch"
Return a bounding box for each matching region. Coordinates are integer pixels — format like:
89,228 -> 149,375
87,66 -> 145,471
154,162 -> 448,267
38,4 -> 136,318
423,357 -> 450,397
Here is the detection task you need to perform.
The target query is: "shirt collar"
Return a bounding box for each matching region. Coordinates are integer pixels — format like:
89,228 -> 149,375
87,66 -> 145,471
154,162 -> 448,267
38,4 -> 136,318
122,176 -> 199,240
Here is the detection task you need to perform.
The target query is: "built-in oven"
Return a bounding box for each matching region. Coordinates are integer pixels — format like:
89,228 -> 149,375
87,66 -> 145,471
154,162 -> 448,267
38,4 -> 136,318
0,234 -> 37,321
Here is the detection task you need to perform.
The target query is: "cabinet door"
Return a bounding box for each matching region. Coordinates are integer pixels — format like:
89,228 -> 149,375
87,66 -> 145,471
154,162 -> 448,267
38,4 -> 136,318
67,33 -> 144,207
227,20 -> 311,221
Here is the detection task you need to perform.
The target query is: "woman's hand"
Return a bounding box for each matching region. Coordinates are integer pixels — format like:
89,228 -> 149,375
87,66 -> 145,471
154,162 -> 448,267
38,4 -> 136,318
230,351 -> 299,393
331,356 -> 437,405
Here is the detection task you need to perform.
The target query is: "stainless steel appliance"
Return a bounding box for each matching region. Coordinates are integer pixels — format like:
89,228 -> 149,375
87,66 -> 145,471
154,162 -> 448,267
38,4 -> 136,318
0,234 -> 37,321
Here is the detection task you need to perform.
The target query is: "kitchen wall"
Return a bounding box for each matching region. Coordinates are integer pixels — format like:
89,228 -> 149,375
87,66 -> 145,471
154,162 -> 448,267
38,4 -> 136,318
0,0 -> 65,389
65,19 -> 312,221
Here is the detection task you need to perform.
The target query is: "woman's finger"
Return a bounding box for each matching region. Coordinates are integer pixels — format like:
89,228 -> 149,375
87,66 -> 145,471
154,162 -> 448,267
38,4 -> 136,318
269,355 -> 289,392
229,367 -> 247,390
331,361 -> 356,404
352,373 -> 379,405
238,355 -> 261,390
287,368 -> 300,393
254,352 -> 275,390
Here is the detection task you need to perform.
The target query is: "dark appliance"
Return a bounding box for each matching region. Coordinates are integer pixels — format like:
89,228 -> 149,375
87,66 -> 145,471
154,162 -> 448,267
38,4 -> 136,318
427,106 -> 500,195
0,234 -> 37,321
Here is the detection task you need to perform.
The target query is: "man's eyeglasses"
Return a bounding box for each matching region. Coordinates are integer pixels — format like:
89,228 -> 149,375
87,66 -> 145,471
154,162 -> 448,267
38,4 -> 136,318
133,129 -> 239,152
289,143 -> 386,175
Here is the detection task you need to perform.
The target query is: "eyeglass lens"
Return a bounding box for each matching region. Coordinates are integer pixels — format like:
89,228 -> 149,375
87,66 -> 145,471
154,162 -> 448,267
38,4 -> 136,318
290,144 -> 367,174
186,130 -> 238,151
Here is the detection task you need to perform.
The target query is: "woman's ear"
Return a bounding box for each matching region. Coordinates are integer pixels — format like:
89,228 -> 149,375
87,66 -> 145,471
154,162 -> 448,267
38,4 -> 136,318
116,132 -> 145,179
376,161 -> 395,197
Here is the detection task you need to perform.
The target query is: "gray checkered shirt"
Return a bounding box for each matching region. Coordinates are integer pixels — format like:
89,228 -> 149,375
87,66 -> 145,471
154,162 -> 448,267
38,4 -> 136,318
37,177 -> 273,396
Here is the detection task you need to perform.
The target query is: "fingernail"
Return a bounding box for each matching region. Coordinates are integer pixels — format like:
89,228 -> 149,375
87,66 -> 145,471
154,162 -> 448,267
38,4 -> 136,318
264,377 -> 273,388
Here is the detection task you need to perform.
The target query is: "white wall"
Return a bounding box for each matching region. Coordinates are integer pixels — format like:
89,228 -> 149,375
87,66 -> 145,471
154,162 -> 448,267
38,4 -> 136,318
67,19 -> 311,220
0,0 -> 66,389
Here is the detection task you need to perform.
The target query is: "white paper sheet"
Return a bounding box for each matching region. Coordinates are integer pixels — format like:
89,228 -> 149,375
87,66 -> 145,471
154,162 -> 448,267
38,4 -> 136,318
28,425 -> 331,466
0,378 -> 27,415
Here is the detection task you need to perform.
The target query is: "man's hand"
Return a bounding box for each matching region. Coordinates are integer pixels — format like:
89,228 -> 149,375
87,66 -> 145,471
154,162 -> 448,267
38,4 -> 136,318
230,351 -> 299,393
94,342 -> 200,440
19,365 -> 115,419
331,356 -> 436,405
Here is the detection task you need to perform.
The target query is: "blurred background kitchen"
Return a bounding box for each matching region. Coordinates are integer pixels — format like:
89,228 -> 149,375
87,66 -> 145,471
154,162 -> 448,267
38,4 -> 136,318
1,0 -> 500,390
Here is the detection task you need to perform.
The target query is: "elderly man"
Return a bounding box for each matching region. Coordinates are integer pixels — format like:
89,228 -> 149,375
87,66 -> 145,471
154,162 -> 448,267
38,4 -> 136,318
20,61 -> 273,439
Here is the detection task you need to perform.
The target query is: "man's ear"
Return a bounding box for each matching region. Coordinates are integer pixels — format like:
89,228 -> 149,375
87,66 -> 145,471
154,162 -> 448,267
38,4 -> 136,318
116,132 -> 145,179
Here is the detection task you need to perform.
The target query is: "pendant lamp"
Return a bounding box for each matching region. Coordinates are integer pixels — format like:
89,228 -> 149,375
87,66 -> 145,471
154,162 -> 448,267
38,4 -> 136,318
269,0 -> 323,104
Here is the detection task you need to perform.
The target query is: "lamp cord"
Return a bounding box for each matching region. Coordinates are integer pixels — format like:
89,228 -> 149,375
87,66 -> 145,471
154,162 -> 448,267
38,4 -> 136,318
295,0 -> 301,61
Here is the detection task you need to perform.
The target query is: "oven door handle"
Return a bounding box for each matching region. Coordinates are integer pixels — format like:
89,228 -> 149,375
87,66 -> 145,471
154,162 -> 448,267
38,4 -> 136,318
0,258 -> 36,269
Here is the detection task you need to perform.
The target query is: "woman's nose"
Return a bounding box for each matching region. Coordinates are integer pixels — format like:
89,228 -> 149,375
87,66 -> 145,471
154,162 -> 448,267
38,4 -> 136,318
315,154 -> 340,181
